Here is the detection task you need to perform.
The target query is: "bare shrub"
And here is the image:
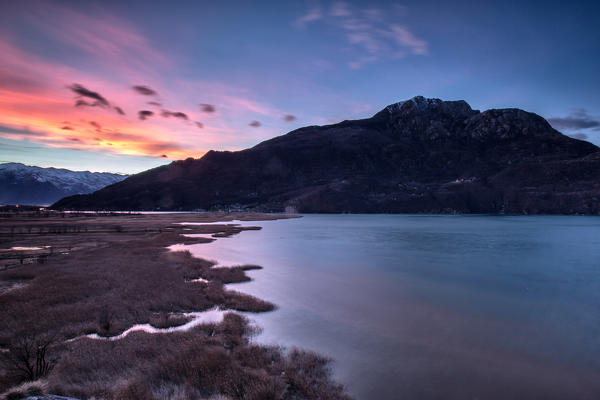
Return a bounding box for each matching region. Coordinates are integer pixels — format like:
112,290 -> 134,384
2,334 -> 56,382
233,344 -> 282,370
25,384 -> 43,396
217,313 -> 258,349
5,391 -> 24,400
96,309 -> 115,336
282,348 -> 351,400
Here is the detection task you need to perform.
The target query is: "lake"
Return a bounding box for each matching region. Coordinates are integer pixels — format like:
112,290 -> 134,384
179,215 -> 600,399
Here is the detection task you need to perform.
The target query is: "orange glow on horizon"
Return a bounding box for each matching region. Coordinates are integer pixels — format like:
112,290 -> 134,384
0,5 -> 300,167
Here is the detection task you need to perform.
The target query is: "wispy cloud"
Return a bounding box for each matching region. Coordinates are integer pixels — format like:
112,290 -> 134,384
0,121 -> 185,159
69,84 -> 110,107
69,83 -> 127,116
132,85 -> 158,96
548,109 -> 600,131
569,132 -> 588,140
222,96 -> 276,116
0,4 -> 342,164
330,2 -> 351,17
0,35 -> 303,160
138,110 -> 154,120
294,2 -> 428,69
26,2 -> 171,77
294,6 -> 323,27
161,110 -> 189,120
388,25 -> 428,55
200,103 -> 216,113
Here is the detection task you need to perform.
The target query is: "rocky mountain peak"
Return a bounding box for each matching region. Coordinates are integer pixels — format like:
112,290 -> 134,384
52,97 -> 600,214
372,96 -> 479,139
465,108 -> 559,140
378,96 -> 477,119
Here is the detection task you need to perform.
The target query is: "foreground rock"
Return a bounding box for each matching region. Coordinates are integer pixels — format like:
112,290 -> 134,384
54,96 -> 600,214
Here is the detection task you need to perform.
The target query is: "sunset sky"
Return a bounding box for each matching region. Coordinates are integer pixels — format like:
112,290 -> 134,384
1,0 -> 599,173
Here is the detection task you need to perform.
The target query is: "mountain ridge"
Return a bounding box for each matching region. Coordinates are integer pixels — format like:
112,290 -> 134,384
1,163 -> 127,205
53,96 -> 600,214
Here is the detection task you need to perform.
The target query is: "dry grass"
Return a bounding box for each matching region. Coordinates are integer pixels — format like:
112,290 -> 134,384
147,313 -> 193,329
45,314 -> 350,400
0,216 -> 276,344
0,212 -> 350,399
1,379 -> 47,400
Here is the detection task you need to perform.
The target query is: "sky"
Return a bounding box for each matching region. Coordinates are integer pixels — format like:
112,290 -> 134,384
1,0 -> 599,173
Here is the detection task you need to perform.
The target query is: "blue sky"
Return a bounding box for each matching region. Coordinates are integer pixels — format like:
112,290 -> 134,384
1,0 -> 599,173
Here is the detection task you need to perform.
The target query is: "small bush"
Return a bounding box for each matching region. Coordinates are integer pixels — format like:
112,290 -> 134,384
25,385 -> 43,396
5,391 -> 24,400
148,313 -> 191,329
114,379 -> 158,400
2,334 -> 56,382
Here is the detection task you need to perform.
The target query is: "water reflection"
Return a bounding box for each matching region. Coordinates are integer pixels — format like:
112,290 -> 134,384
180,215 -> 600,399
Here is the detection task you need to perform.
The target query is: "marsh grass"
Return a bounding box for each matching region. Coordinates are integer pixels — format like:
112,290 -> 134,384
0,213 -> 348,399
45,314 -> 350,400
1,379 -> 46,400
0,233 -> 273,343
148,313 -> 193,329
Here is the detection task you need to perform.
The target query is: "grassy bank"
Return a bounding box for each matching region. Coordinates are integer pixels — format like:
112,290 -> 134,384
0,212 -> 351,399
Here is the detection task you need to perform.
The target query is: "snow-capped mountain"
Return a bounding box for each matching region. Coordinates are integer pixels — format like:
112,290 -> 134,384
0,162 -> 127,205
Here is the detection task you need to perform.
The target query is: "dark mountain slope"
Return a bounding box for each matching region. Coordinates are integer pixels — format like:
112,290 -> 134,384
53,96 -> 600,214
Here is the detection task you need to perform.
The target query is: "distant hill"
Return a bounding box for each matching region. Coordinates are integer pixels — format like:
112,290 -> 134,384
54,96 -> 600,214
0,163 -> 127,206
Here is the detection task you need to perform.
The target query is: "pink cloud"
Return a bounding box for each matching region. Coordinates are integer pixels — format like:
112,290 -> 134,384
347,32 -> 382,54
294,7 -> 323,27
363,8 -> 383,21
24,3 -> 171,77
2,3 -> 385,163
222,96 -> 277,116
331,2 -> 352,17
0,31 -> 310,159
389,25 -> 428,55
294,3 -> 428,68
0,36 -> 237,158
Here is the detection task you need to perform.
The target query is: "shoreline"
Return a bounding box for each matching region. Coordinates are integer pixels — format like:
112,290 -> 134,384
0,211 -> 351,399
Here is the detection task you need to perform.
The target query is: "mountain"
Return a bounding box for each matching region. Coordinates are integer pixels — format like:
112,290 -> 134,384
0,163 -> 127,206
53,96 -> 600,214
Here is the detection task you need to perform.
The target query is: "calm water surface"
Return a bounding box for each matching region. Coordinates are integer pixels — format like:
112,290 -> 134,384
179,215 -> 600,399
